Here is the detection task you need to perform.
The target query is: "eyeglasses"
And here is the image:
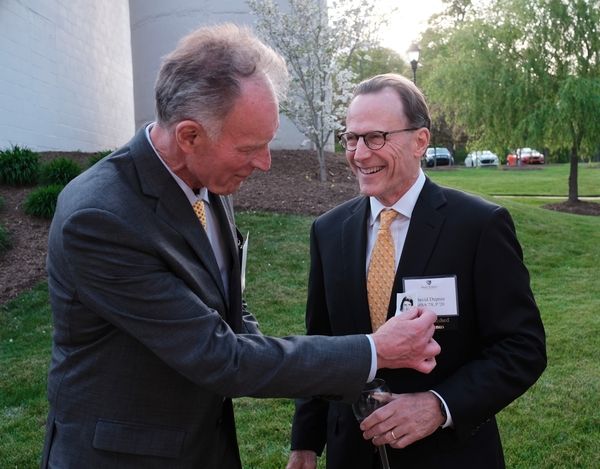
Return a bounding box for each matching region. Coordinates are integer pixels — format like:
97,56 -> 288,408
338,128 -> 420,151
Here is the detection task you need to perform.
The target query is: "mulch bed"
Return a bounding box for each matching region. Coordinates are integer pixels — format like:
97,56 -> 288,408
1,150 -> 598,306
0,150 -> 359,306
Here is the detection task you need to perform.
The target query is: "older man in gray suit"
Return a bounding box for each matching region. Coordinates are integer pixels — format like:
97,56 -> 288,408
41,24 -> 440,468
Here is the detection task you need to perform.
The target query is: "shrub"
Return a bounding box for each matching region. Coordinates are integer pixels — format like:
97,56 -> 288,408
0,223 -> 10,254
0,195 -> 4,211
88,149 -> 113,168
24,184 -> 63,219
0,145 -> 40,185
39,157 -> 81,186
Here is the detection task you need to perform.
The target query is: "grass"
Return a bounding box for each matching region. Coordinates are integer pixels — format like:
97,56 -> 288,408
1,164 -> 599,467
424,162 -> 600,197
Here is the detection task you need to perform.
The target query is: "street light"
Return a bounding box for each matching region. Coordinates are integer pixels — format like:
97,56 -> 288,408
407,43 -> 420,85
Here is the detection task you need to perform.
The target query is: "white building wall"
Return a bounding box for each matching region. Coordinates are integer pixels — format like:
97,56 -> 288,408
128,0 -> 308,150
0,0 -> 135,152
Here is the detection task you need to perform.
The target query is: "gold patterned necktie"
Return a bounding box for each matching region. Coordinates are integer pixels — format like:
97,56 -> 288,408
193,199 -> 207,230
367,209 -> 399,332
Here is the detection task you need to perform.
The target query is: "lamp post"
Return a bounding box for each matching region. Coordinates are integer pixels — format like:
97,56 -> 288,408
407,43 -> 420,85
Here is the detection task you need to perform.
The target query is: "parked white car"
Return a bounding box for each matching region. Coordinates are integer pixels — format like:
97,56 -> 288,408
465,150 -> 500,167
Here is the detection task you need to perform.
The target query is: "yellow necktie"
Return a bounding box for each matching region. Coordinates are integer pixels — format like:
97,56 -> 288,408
367,209 -> 398,331
193,199 -> 207,230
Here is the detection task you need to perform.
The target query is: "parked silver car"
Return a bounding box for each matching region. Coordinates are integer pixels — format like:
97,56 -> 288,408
465,150 -> 500,167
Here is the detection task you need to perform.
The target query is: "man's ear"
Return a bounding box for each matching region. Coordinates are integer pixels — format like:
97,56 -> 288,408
174,120 -> 209,153
414,127 -> 430,158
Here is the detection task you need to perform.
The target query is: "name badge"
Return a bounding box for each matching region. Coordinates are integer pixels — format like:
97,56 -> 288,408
396,276 -> 459,330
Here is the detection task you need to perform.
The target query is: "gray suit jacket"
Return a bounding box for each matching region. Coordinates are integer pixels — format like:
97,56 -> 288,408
42,127 -> 371,468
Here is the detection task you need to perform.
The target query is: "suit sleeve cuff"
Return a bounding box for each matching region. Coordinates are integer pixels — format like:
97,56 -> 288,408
366,335 -> 377,382
430,389 -> 453,428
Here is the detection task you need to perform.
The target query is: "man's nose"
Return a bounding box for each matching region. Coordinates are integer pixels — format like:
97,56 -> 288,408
252,148 -> 271,172
352,137 -> 371,160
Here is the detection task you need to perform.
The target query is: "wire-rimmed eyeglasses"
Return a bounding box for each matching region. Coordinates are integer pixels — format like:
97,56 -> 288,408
338,128 -> 420,151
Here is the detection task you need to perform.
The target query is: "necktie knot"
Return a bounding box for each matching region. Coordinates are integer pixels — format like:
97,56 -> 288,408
379,209 -> 398,230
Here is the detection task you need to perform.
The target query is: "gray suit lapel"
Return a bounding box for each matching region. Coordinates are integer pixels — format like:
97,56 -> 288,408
342,198 -> 372,333
129,128 -> 228,306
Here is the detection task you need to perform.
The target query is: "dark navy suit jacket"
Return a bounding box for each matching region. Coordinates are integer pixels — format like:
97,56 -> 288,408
291,179 -> 546,469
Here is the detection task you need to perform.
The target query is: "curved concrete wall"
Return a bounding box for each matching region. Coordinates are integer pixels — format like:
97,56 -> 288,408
129,0 -> 307,150
0,0 -> 134,152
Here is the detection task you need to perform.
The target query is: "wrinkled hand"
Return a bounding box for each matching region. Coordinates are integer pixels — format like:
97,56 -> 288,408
371,307 -> 440,373
360,392 -> 444,449
286,450 -> 317,469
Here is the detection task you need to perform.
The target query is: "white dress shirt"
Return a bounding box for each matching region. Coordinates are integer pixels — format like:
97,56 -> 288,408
366,170 -> 452,428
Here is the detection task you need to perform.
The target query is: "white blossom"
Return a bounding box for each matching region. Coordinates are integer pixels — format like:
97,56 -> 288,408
247,0 -> 382,182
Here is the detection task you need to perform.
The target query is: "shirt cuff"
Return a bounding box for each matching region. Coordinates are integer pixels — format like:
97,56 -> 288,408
429,389 -> 453,428
366,335 -> 377,382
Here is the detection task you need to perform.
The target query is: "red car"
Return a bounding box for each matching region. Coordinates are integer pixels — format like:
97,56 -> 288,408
507,148 -> 545,166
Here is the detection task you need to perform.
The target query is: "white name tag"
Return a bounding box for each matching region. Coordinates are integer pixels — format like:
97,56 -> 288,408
397,275 -> 459,317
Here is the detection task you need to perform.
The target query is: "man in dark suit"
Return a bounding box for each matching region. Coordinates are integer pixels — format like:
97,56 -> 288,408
288,74 -> 546,468
41,27 -> 442,469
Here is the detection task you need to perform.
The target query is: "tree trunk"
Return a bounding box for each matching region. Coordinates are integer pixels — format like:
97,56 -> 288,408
568,145 -> 579,203
317,145 -> 327,183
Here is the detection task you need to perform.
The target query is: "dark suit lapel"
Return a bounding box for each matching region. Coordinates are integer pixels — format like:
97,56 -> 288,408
393,179 -> 446,300
342,198 -> 373,333
128,127 -> 227,305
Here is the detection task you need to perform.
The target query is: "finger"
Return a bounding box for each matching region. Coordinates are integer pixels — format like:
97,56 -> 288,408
395,307 -> 419,320
388,431 -> 418,449
369,427 -> 405,446
416,308 -> 437,325
415,357 -> 436,374
360,400 -> 398,431
429,339 -> 441,356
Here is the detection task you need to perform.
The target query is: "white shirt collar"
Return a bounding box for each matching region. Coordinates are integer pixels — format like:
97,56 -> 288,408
369,169 -> 426,225
144,123 -> 209,205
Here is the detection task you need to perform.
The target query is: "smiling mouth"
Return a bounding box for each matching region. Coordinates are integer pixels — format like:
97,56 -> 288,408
359,166 -> 384,175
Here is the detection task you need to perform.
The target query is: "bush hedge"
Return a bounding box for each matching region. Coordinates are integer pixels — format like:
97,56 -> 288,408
88,149 -> 113,168
39,157 -> 81,186
0,145 -> 40,185
24,184 -> 63,219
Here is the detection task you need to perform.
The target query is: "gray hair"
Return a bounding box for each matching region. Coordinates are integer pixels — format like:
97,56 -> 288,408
352,73 -> 431,130
155,23 -> 289,137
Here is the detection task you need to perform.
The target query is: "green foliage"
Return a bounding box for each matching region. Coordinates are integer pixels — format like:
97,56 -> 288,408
39,158 -> 81,186
349,46 -> 410,83
420,0 -> 600,200
0,223 -> 11,254
2,168 -> 599,467
0,145 -> 40,186
88,149 -> 113,168
23,184 -> 63,219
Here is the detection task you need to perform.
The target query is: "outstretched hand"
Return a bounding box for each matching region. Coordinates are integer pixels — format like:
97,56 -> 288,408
371,307 -> 440,372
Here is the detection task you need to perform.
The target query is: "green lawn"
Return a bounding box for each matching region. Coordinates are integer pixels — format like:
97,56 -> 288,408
1,164 -> 599,468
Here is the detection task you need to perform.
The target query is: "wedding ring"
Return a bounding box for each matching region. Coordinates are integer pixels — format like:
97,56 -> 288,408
391,430 -> 398,440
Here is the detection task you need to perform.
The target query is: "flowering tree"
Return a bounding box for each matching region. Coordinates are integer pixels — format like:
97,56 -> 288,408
247,0 -> 382,182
